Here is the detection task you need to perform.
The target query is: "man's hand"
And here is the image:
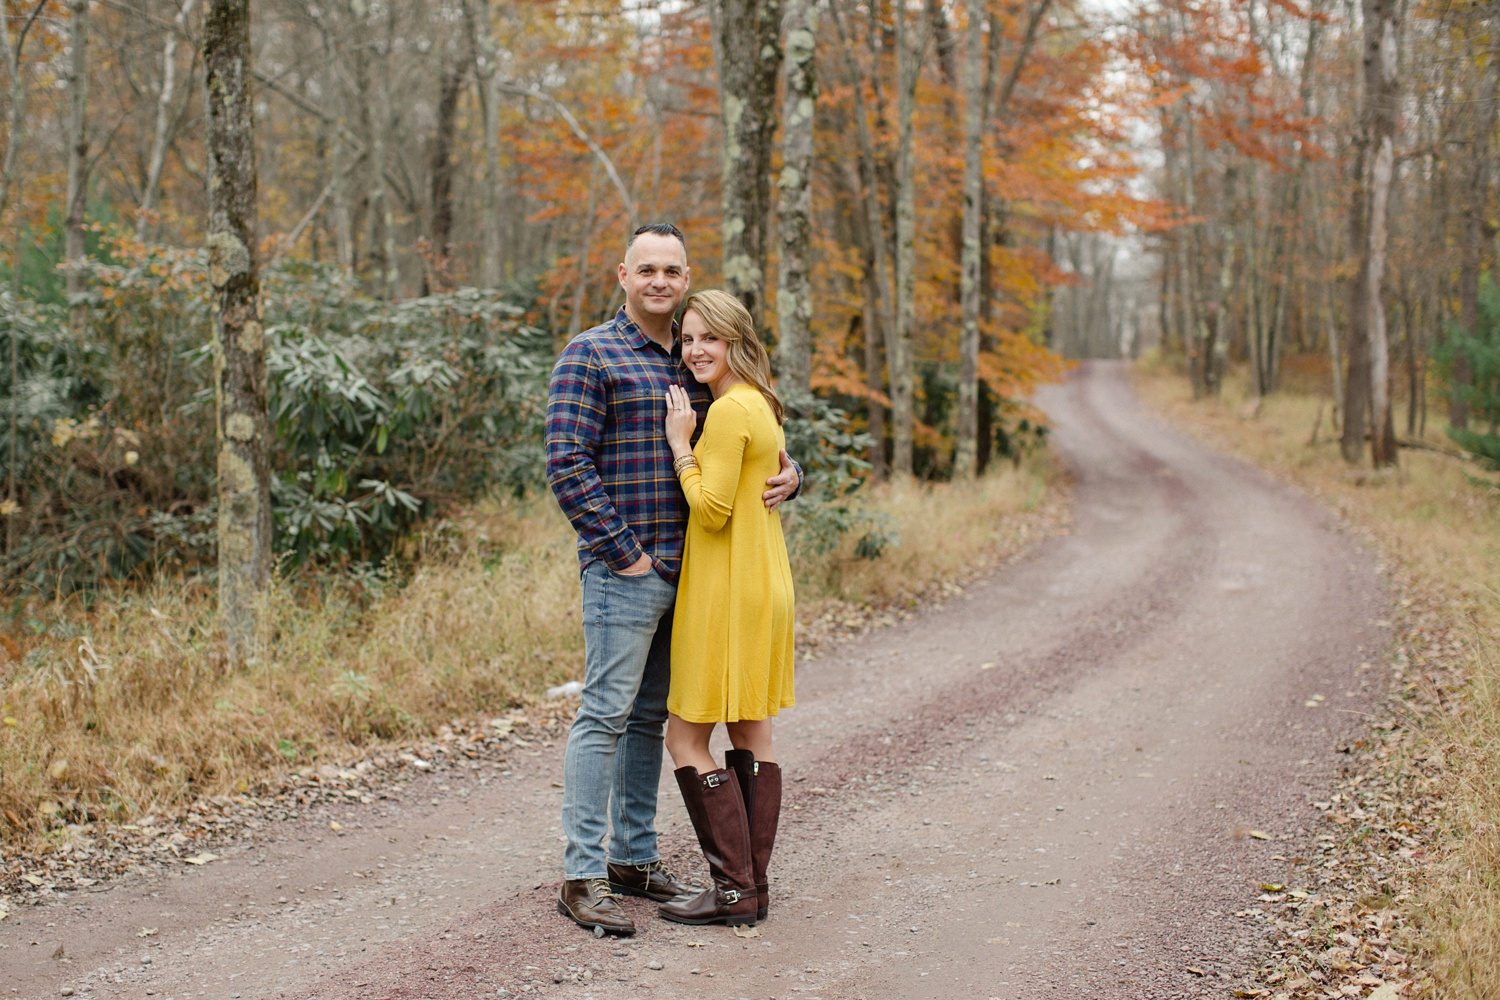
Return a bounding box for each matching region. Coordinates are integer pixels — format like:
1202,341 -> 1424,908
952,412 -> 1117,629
762,449 -> 800,511
616,553 -> 654,576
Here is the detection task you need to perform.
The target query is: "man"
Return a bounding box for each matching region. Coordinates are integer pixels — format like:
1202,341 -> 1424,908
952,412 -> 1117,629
545,223 -> 801,935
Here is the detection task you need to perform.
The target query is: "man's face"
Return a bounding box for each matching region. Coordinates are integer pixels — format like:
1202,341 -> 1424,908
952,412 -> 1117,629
618,233 -> 690,323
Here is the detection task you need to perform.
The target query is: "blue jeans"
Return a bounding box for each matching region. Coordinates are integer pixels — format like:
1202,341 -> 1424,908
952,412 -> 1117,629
562,561 -> 677,880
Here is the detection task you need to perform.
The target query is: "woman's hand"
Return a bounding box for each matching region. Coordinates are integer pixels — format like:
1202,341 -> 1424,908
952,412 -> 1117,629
664,384 -> 698,456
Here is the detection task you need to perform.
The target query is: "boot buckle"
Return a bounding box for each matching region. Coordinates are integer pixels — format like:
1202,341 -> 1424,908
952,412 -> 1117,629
722,888 -> 743,903
703,773 -> 723,788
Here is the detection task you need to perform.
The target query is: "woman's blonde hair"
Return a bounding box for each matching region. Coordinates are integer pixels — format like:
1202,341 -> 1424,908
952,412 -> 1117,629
681,290 -> 785,424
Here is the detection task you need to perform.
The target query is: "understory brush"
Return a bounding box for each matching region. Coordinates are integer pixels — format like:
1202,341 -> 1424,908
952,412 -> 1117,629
0,458 -> 1055,850
1133,358 -> 1500,999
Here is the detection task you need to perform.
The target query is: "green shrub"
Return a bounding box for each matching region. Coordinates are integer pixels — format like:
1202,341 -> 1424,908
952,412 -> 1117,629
0,240 -> 550,592
1436,275 -> 1500,477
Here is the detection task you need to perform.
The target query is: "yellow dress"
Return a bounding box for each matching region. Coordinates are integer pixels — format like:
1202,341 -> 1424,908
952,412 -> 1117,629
669,383 -> 796,723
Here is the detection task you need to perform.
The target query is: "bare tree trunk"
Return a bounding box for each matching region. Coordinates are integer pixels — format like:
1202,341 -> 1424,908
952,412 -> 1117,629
461,0 -> 503,289
832,0 -> 894,480
376,8 -> 398,298
139,0 -> 198,237
775,0 -> 818,395
1303,188 -> 1344,430
954,0 -> 985,479
204,0 -> 269,666
1201,164 -> 1237,398
1341,135 -> 1371,463
863,259 -> 887,479
425,56 -> 467,292
63,0 -> 91,335
0,1 -> 46,223
1180,107 -> 1212,398
568,165 -> 600,339
712,0 -> 784,321
1363,0 -> 1400,468
889,3 -> 929,478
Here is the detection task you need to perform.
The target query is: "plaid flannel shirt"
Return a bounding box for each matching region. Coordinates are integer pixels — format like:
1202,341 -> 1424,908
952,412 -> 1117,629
545,308 -> 714,583
546,307 -> 800,583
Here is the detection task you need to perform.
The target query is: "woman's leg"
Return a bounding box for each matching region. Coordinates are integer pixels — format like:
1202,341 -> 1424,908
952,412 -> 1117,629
664,714 -> 719,774
726,718 -> 774,763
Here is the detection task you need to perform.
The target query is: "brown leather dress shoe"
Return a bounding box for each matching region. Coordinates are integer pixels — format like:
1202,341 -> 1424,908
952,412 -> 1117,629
607,859 -> 696,902
557,878 -> 636,936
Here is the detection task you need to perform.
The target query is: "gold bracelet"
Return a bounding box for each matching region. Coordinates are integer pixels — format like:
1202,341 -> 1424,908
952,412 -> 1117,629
673,455 -> 698,475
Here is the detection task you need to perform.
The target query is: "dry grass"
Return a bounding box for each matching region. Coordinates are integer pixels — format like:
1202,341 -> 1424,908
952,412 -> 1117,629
1132,356 -> 1500,998
0,459 -> 1055,850
0,500 -> 587,842
794,456 -> 1053,606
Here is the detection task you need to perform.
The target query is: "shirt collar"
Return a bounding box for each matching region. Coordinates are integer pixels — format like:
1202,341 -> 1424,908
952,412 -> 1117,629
614,306 -> 678,355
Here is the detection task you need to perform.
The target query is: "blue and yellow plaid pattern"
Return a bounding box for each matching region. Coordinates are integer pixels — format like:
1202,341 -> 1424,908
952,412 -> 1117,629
545,307 -> 712,582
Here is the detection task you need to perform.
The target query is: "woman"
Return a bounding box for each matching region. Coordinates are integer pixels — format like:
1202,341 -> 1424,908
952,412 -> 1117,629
658,289 -> 795,927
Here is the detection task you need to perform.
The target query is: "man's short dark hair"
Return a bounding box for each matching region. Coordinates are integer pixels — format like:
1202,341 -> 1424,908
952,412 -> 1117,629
626,222 -> 686,253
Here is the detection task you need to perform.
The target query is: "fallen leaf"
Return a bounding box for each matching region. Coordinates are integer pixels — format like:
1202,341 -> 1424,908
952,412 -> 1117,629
1186,967 -> 1207,976
183,852 -> 220,866
731,924 -> 760,938
1249,830 -> 1271,840
1260,883 -> 1285,892
980,662 -> 997,670
685,941 -> 707,948
137,927 -> 158,938
330,821 -> 344,832
1367,985 -> 1405,1000
22,874 -> 45,887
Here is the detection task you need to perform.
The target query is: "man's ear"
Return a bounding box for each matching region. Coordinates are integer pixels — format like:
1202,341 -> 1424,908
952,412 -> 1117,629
617,261 -> 628,289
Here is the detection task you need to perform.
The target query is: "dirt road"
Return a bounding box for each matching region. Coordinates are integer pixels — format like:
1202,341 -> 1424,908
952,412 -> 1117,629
3,361 -> 1387,999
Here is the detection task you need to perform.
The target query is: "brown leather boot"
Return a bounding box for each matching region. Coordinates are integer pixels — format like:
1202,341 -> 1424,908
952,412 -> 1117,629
606,858 -> 696,902
557,878 -> 635,936
657,767 -> 758,926
725,750 -> 781,921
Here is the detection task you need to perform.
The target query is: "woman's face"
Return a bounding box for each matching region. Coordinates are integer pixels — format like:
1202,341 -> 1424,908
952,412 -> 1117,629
680,310 -> 735,396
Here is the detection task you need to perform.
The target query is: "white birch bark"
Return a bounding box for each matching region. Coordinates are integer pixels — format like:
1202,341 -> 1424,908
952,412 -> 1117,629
138,0 -> 198,237
954,0 -> 985,479
775,0 -> 819,395
63,0 -> 90,331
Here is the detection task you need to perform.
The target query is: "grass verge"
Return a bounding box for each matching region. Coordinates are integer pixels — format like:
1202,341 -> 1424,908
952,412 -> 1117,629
0,456 -> 1061,856
1132,356 -> 1500,1000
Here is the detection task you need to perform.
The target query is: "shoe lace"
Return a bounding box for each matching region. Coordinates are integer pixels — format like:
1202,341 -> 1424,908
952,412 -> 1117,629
587,877 -> 623,902
641,859 -> 678,881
